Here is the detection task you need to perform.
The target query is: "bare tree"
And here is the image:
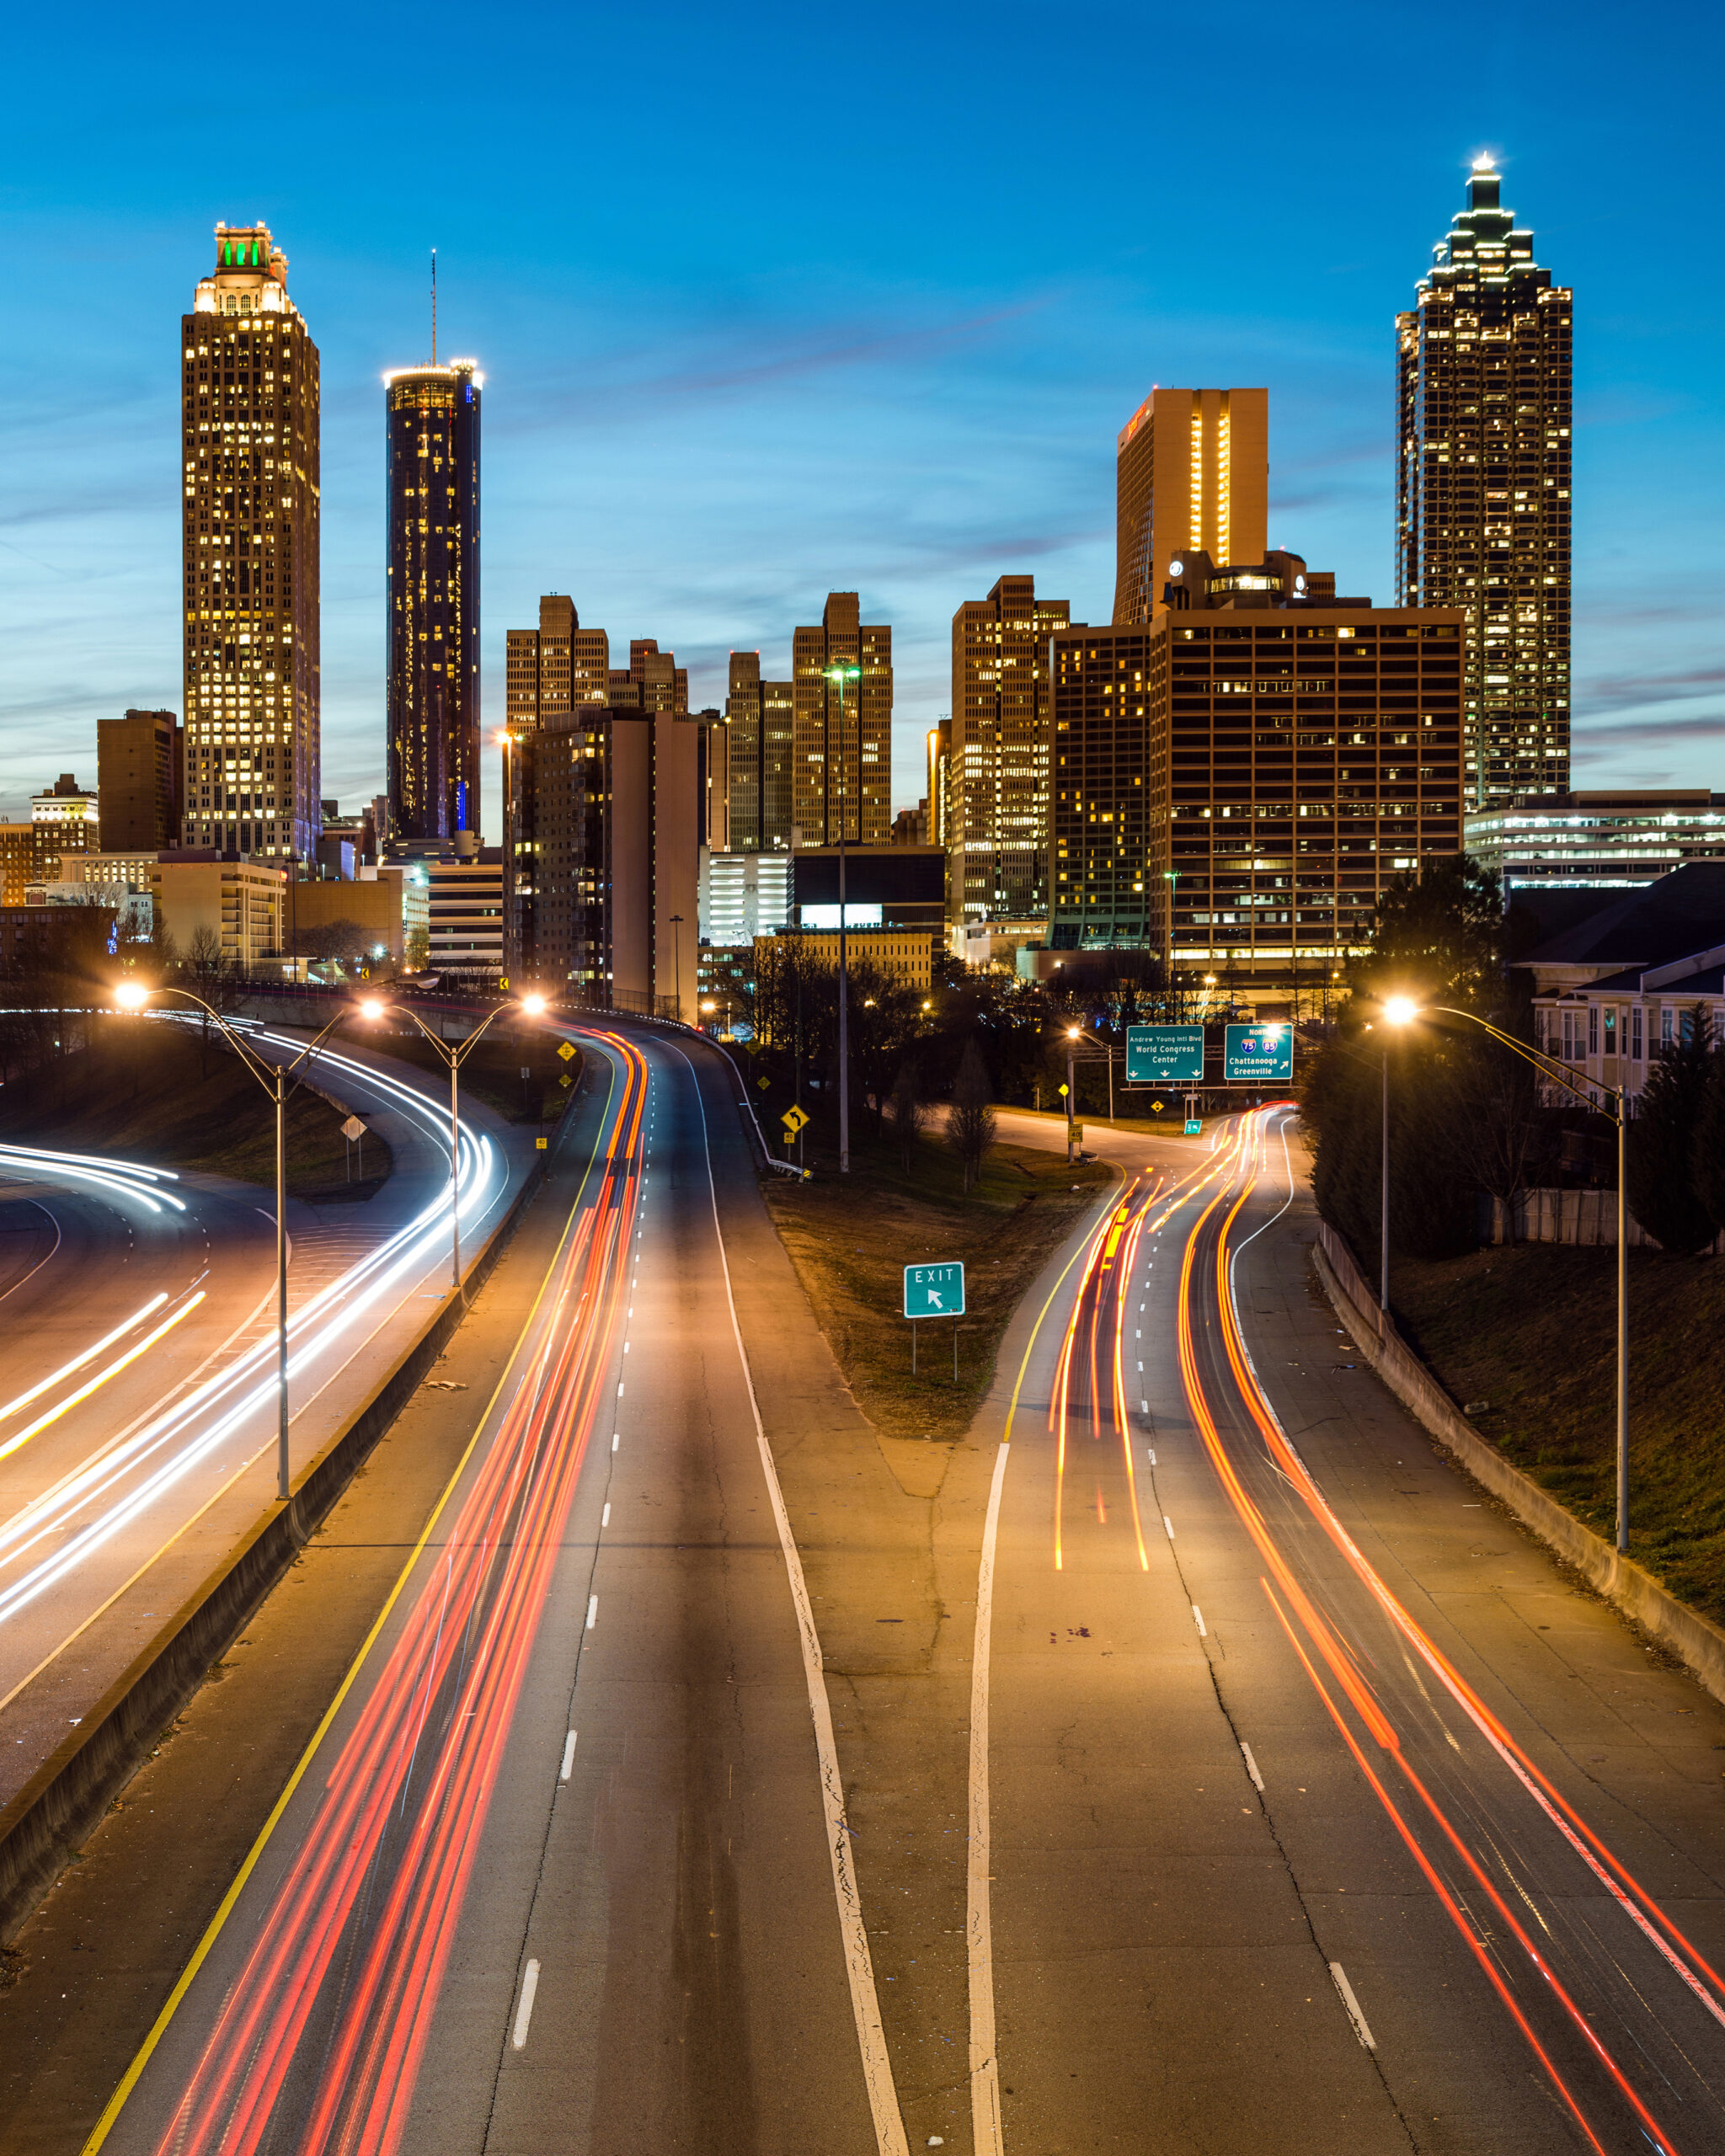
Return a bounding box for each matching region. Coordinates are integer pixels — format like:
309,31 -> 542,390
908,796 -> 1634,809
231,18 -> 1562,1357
947,1038 -> 998,1193
889,1060 -> 926,1171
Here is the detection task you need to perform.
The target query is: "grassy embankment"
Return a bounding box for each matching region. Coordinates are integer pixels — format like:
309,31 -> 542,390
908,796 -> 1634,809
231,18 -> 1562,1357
0,1020 -> 393,1199
1391,1246 -> 1725,1623
761,1126 -> 1113,1444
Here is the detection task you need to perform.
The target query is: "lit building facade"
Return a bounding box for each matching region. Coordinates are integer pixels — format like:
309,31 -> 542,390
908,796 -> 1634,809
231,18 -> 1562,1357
31,775 -> 100,883
386,360 -> 481,846
181,224 -> 320,862
948,575 -> 1070,926
791,592 -> 893,846
1397,163 -> 1572,809
1114,388 -> 1268,627
725,653 -> 796,853
1049,550 -> 1464,1006
1466,789 -> 1725,892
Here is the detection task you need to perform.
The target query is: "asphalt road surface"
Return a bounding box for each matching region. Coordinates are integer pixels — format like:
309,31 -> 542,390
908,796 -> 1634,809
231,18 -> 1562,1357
0,1019 -> 531,1810
13,1075 -> 1725,2156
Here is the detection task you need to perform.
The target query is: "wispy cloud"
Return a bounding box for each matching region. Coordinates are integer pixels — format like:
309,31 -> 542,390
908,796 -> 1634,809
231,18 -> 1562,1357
1578,664 -> 1725,718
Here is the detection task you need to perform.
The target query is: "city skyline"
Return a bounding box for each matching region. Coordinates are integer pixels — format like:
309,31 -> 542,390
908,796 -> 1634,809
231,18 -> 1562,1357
3,0 -> 1721,835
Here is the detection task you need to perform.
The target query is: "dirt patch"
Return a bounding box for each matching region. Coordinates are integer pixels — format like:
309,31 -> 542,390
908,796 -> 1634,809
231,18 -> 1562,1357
761,1133 -> 1112,1441
1390,1243 -> 1725,1622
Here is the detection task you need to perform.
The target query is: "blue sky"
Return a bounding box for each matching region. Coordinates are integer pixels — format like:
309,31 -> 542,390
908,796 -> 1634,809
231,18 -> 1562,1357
3,0 -> 1721,840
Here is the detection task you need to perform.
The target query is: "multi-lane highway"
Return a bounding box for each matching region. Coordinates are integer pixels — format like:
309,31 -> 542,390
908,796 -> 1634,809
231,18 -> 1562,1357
0,1017 -> 531,1809
11,1056 -> 1725,2156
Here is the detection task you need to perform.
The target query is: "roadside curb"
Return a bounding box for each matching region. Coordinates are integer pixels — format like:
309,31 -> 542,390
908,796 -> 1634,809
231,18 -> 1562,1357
1310,1219 -> 1725,1710
0,1107 -> 563,1945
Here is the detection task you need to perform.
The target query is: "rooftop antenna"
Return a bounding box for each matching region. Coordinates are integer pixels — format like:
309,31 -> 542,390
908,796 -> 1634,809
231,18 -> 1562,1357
430,248 -> 436,365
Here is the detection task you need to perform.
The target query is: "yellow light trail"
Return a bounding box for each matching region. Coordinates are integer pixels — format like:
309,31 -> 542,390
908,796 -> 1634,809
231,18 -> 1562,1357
0,1294 -> 170,1423
0,1293 -> 208,1465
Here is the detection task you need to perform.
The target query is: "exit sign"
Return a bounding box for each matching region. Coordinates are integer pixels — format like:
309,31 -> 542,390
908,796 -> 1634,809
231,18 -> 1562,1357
903,1262 -> 965,1318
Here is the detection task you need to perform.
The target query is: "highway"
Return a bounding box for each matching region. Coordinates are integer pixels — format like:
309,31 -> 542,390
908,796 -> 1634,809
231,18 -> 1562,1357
0,1018 -> 531,1811
12,1069 -> 1725,2154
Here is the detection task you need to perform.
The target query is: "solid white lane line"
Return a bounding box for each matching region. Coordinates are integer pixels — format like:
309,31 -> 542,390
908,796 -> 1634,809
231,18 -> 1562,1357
1329,1962 -> 1375,2050
968,1442 -> 1011,2156
560,1732 -> 577,1781
585,1595 -> 598,1630
670,1041 -> 910,2156
1241,1740 -> 1265,1792
511,1959 -> 541,2049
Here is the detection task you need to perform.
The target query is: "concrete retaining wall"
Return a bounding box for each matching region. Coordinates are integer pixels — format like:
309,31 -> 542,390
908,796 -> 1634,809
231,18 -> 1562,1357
1311,1218 -> 1725,1710
0,1097 -> 566,1944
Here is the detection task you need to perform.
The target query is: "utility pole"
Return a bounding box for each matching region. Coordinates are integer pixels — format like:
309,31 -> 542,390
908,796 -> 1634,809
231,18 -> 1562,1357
825,660 -> 861,1173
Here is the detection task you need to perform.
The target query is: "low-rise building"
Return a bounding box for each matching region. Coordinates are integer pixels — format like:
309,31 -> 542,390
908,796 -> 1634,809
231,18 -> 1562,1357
0,903 -> 118,974
147,854 -> 285,970
1466,788 -> 1725,894
286,864 -> 428,968
701,850 -> 791,945
0,825 -> 36,906
31,774 -> 99,883
426,851 -> 504,980
754,926 -> 934,995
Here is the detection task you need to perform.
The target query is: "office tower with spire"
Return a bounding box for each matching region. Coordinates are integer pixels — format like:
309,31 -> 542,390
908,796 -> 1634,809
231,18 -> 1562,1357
948,575 -> 1070,926
1397,162 -> 1572,808
386,266 -> 481,848
791,591 -> 893,846
1113,388 -> 1268,625
181,223 -> 320,861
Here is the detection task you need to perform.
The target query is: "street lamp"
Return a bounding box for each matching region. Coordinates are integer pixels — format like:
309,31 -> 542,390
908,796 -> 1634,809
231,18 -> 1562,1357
1384,998 -> 1634,1555
1377,995 -> 1419,1311
360,990 -> 547,1302
825,659 -> 862,1175
113,979 -> 351,1503
1065,1024 -> 1081,1162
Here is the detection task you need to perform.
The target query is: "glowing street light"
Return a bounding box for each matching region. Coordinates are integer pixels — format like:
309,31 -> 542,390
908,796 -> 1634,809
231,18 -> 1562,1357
360,990 -> 548,1300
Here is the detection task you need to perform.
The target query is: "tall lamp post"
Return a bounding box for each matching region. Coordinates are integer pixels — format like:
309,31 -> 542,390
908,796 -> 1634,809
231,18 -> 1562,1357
114,979 -> 352,1503
1065,1024 -> 1081,1163
825,659 -> 862,1174
1386,997 -> 1633,1555
1376,994 -> 1420,1310
497,729 -> 517,984
360,990 -> 547,1300
668,913 -> 685,1022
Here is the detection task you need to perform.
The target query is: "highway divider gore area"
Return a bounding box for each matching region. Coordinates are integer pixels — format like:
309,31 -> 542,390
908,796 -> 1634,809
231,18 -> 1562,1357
760,1123 -> 1111,1440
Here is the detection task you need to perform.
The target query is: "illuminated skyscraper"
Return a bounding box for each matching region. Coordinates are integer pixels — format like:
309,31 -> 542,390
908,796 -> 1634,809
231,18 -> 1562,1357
180,223 -> 320,861
948,575 -> 1069,925
386,358 -> 481,846
1113,388 -> 1267,626
791,591 -> 892,846
1397,163 -> 1572,808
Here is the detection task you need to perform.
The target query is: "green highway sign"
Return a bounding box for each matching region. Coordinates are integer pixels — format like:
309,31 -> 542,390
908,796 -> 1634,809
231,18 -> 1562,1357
1223,1022 -> 1293,1085
1184,1118 -> 1202,1135
904,1262 -> 965,1319
1125,1023 -> 1204,1085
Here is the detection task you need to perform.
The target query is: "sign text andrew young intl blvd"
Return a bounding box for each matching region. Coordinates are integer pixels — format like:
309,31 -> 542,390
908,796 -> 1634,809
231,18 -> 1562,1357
1125,1023 -> 1205,1085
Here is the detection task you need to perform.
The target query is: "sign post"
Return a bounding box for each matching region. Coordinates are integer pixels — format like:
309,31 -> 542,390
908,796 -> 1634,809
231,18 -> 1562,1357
904,1261 -> 965,1380
341,1113 -> 366,1183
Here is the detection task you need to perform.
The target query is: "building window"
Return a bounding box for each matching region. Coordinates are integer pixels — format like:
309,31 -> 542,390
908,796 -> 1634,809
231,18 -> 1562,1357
1588,1006 -> 1598,1056
1631,1006 -> 1642,1061
1602,1007 -> 1616,1057
1661,1006 -> 1673,1048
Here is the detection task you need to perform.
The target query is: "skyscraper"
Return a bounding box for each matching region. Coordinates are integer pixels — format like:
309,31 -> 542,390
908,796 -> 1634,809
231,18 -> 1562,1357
386,358 -> 481,847
1397,162 -> 1572,809
791,592 -> 893,846
181,223 -> 320,862
724,653 -> 796,853
98,709 -> 181,851
948,575 -> 1070,926
1114,388 -> 1268,626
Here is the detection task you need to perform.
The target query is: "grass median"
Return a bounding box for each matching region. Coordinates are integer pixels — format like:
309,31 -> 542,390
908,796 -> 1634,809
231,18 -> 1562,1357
761,1130 -> 1113,1442
1391,1245 -> 1725,1622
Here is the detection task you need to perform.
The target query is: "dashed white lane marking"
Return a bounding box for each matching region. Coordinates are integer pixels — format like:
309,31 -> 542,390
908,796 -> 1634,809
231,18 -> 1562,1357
670,1039 -> 909,2156
1330,1962 -> 1376,2050
585,1596 -> 598,1630
1241,1741 -> 1265,1791
1163,1515 -> 1175,1540
611,1432 -> 619,1452
1146,1447 -> 1156,1465
511,1959 -> 541,2049
560,1731 -> 577,1780
1192,1605 -> 1207,1638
